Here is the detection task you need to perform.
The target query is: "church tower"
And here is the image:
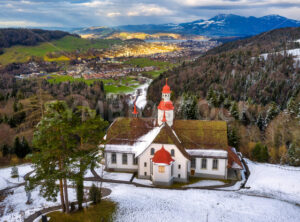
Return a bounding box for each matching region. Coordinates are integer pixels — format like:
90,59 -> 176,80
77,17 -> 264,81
157,79 -> 174,126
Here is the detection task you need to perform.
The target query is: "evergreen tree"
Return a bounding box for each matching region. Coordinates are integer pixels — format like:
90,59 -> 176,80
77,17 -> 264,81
1,144 -> 10,157
256,113 -> 266,131
21,137 -> 31,158
230,102 -> 239,120
227,126 -> 240,149
181,94 -> 198,120
29,101 -> 77,213
251,143 -> 269,162
13,137 -> 22,158
89,183 -> 101,204
287,97 -> 297,115
240,110 -> 250,125
265,102 -> 279,124
72,106 -> 108,210
288,143 -> 300,166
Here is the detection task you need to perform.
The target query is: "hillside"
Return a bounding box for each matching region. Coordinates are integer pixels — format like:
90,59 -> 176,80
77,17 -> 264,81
148,27 -> 300,107
0,35 -> 122,65
0,28 -> 76,48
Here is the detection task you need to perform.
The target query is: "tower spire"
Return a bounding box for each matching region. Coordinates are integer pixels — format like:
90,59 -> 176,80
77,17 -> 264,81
162,111 -> 167,123
132,102 -> 138,117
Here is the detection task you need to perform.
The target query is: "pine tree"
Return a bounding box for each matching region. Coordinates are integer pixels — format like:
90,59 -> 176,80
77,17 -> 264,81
251,143 -> 269,162
288,143 -> 300,166
227,126 -> 240,149
287,97 -> 297,115
240,110 -> 250,125
230,102 -> 239,120
89,183 -> 101,204
265,102 -> 279,124
72,106 -> 108,210
13,137 -> 22,158
1,144 -> 10,157
256,113 -> 266,131
29,101 -> 77,213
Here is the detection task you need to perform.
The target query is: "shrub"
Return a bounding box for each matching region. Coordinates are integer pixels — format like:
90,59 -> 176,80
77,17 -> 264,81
89,184 -> 101,204
11,165 -> 19,178
251,142 -> 269,162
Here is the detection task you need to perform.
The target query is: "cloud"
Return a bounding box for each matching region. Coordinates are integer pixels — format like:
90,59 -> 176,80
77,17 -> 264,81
0,0 -> 299,27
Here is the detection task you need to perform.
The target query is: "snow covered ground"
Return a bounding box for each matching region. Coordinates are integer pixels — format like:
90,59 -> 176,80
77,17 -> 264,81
103,182 -> 300,222
261,48 -> 300,63
1,161 -> 300,222
0,164 -> 34,190
0,185 -> 77,222
241,159 -> 300,204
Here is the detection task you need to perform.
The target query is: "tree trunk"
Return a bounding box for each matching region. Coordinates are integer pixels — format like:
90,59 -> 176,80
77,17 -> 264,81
58,159 -> 65,212
63,177 -> 70,213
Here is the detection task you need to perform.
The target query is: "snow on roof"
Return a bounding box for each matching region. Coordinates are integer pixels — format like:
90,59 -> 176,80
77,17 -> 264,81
231,162 -> 243,169
186,149 -> 228,158
105,126 -> 162,156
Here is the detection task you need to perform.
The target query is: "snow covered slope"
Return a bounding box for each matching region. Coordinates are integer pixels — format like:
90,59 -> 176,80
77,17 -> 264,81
242,159 -> 300,204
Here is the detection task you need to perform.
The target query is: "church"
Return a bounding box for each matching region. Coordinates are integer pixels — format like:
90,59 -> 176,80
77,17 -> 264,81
103,80 -> 243,186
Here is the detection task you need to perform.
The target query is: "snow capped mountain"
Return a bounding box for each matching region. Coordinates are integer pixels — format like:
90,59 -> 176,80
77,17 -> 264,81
117,14 -> 300,37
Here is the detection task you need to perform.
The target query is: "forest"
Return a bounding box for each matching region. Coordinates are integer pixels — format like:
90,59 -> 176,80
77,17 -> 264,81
147,27 -> 300,166
0,28 -> 77,48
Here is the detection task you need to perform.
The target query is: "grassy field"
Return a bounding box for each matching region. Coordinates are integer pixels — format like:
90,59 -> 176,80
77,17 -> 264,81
0,36 -> 123,65
124,58 -> 175,78
46,200 -> 116,222
47,75 -> 140,94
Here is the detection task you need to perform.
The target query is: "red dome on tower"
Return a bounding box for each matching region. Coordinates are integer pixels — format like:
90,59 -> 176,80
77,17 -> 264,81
158,101 -> 174,111
162,78 -> 171,94
152,146 -> 174,165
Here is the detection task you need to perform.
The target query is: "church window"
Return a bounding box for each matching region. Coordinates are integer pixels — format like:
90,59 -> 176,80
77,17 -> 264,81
213,159 -> 218,169
144,172 -> 147,176
178,174 -> 181,178
111,153 -> 116,164
178,164 -> 181,169
122,154 -> 127,165
151,148 -> 155,155
171,149 -> 175,157
144,162 -> 147,167
191,158 -> 196,168
158,166 -> 165,173
201,158 -> 207,169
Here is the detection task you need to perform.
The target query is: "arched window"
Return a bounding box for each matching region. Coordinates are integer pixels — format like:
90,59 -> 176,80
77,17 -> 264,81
171,149 -> 175,157
151,148 -> 155,155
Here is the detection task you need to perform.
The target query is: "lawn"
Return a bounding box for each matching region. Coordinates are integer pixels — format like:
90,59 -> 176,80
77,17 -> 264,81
0,36 -> 123,65
47,75 -> 140,94
46,200 -> 117,222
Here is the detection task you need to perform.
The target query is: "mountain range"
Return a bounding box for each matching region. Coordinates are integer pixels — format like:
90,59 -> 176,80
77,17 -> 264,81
76,14 -> 300,37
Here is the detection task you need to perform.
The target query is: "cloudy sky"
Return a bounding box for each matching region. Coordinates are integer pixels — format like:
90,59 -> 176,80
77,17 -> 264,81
1,0 -> 300,27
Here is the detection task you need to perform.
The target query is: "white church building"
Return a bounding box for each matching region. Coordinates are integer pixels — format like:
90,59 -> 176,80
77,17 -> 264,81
103,80 -> 243,186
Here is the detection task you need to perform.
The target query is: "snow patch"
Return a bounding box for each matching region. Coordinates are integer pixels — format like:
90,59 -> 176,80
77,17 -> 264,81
186,149 -> 228,158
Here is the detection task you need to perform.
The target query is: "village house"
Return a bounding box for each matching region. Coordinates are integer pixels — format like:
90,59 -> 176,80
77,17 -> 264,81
104,80 -> 243,186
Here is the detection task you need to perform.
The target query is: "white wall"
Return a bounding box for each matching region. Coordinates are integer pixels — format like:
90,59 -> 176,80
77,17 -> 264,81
152,163 -> 172,184
190,157 -> 227,178
157,109 -> 174,126
106,152 -> 138,171
138,143 -> 189,181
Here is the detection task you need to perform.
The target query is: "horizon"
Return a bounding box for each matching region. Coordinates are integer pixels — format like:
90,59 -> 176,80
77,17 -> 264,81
0,0 -> 300,28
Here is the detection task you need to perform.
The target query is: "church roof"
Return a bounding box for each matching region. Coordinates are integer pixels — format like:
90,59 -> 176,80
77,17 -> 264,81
158,100 -> 174,111
162,79 -> 171,93
105,117 -> 228,150
152,146 -> 174,165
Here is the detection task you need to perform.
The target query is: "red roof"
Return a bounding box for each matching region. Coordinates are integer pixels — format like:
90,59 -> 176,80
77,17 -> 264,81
227,147 -> 243,169
162,111 -> 167,122
158,100 -> 174,111
162,79 -> 171,94
152,146 -> 174,165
